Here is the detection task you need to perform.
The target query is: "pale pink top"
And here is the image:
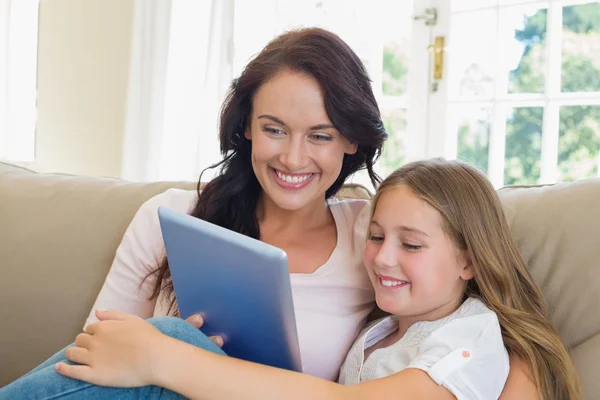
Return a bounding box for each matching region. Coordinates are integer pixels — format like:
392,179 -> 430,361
85,189 -> 375,381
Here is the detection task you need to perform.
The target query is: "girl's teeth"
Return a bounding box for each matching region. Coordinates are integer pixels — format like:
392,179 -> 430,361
381,279 -> 406,287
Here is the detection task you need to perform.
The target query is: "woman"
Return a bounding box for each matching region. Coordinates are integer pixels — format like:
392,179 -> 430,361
0,28 -> 540,399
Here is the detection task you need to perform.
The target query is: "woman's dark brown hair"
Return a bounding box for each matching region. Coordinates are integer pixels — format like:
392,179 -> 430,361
146,27 -> 388,313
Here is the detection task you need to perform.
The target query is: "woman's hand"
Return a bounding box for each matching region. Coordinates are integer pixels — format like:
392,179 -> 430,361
55,310 -> 170,387
185,314 -> 224,347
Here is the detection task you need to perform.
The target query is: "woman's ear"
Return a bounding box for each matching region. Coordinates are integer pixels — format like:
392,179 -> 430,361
244,126 -> 252,140
346,142 -> 358,155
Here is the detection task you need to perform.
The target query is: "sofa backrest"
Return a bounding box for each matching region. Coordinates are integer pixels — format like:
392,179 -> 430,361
1,163 -> 599,398
498,180 -> 600,398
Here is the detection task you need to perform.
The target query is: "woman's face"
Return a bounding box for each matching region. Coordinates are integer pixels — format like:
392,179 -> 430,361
245,70 -> 357,212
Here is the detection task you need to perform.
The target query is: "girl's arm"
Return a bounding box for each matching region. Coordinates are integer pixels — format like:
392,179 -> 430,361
499,355 -> 540,400
57,311 -> 455,400
155,335 -> 456,400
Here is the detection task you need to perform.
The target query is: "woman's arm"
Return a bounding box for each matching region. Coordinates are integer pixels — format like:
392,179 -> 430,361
57,311 -> 455,400
84,190 -> 196,328
499,354 -> 540,400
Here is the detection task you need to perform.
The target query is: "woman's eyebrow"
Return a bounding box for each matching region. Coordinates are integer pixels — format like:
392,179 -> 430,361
257,115 -> 335,131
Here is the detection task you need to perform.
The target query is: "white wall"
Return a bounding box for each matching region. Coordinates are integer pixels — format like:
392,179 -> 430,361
32,0 -> 134,177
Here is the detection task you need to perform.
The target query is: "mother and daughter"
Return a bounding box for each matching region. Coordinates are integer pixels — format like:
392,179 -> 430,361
1,28 -> 581,399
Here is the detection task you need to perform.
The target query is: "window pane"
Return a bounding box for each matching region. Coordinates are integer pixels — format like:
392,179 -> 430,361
382,41 -> 409,96
504,107 -> 543,185
380,108 -> 407,174
561,2 -> 600,92
558,106 -> 600,181
380,0 -> 412,97
449,10 -> 498,99
455,106 -> 492,174
451,0 -> 497,13
503,6 -> 547,94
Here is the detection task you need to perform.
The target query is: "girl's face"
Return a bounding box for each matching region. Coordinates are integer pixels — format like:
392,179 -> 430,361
363,184 -> 474,325
245,70 -> 357,213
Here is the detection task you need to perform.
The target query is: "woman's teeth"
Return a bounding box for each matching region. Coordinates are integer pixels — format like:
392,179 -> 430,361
276,170 -> 313,184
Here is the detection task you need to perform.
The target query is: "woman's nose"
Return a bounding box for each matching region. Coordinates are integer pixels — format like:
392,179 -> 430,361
281,136 -> 308,171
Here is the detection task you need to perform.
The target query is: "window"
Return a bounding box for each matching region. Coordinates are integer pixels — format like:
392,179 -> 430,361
436,0 -> 600,187
0,0 -> 39,162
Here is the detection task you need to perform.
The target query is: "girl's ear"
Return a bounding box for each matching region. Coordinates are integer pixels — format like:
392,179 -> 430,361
459,251 -> 475,281
244,126 -> 252,140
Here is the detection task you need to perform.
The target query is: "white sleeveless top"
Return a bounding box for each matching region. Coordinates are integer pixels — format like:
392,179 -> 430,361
85,189 -> 375,381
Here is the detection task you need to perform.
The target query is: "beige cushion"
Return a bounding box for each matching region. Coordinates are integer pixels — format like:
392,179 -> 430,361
0,170 -> 195,385
0,161 -> 35,174
1,164 -> 599,398
498,178 -> 600,398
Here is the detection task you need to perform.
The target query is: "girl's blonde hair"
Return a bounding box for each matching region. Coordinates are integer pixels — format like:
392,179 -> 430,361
373,158 -> 582,400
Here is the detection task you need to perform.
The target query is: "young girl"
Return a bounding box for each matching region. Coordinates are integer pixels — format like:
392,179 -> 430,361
9,158 -> 579,399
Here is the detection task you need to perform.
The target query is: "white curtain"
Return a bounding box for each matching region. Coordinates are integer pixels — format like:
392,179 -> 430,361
121,0 -> 234,182
120,0 -> 172,182
0,0 -> 38,162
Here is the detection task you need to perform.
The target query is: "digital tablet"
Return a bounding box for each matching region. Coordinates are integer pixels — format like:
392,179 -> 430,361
157,206 -> 302,372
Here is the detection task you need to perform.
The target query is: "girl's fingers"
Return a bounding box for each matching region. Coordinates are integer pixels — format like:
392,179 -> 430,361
96,309 -> 134,322
55,362 -> 95,383
74,333 -> 93,348
65,346 -> 91,366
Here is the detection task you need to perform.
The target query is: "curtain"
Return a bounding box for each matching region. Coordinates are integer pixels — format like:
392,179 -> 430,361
121,0 -> 234,182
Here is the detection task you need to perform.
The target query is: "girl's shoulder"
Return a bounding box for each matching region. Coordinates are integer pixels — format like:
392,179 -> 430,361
407,298 -> 510,399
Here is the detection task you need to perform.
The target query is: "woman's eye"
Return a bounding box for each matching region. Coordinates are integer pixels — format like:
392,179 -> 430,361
403,243 -> 422,251
264,127 -> 284,136
312,134 -> 333,142
368,235 -> 384,243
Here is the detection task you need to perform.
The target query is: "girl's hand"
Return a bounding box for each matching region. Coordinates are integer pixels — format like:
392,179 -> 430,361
55,310 -> 168,387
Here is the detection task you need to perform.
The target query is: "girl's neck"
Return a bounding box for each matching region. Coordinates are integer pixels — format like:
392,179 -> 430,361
256,194 -> 331,234
396,294 -> 465,338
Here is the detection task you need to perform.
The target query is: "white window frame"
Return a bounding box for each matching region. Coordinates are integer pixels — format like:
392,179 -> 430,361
424,0 -> 600,187
0,0 -> 39,163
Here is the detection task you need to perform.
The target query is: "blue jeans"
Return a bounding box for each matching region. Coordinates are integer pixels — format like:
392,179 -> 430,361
0,317 -> 226,399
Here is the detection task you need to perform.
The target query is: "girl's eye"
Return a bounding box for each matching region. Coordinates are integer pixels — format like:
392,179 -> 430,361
311,133 -> 333,142
368,234 -> 384,243
403,243 -> 422,251
264,127 -> 284,136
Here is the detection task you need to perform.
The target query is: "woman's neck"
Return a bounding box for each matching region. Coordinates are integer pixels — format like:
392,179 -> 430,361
256,194 -> 331,235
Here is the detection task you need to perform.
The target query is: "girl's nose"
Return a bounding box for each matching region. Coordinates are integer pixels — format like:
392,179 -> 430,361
373,240 -> 398,269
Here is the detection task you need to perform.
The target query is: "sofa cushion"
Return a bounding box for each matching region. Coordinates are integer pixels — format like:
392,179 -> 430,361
0,170 -> 196,385
498,178 -> 600,398
0,161 -> 35,174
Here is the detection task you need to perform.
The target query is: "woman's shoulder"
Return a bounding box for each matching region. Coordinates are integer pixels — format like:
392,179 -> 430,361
329,197 -> 371,217
329,198 -> 372,249
139,188 -> 198,215
127,188 -> 198,241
